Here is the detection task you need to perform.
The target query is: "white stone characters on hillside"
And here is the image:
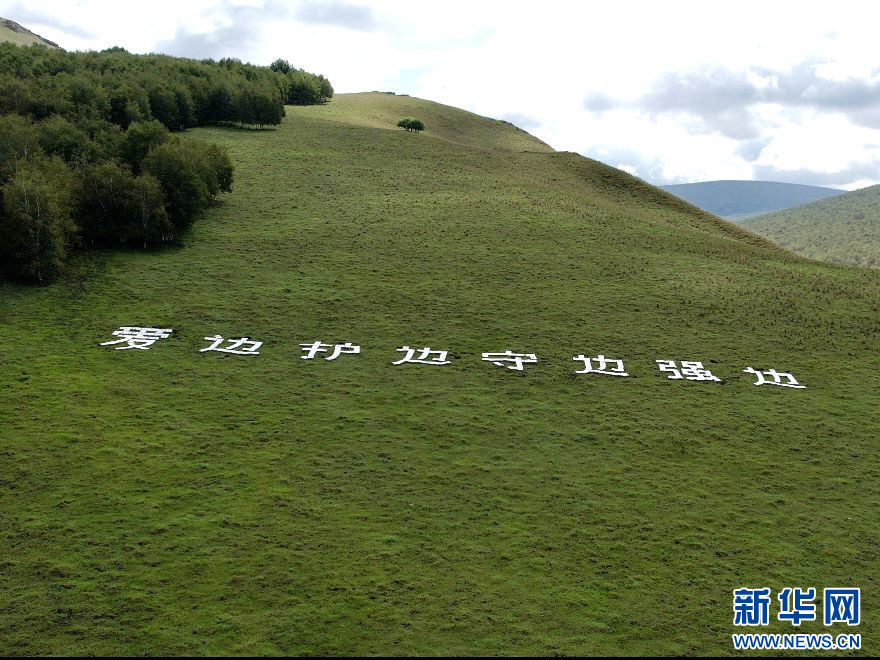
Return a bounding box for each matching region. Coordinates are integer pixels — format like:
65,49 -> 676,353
656,359 -> 721,382
482,350 -> 538,371
743,367 -> 806,389
573,354 -> 629,376
300,341 -> 361,361
200,335 -> 262,355
100,326 -> 173,350
392,346 -> 451,365
98,329 -> 810,392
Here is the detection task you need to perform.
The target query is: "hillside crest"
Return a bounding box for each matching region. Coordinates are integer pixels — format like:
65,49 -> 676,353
0,17 -> 59,48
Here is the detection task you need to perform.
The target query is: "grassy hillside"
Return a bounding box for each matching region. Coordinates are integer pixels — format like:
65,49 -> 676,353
743,184 -> 880,268
662,180 -> 845,220
1,92 -> 879,655
0,18 -> 58,48
324,91 -> 554,153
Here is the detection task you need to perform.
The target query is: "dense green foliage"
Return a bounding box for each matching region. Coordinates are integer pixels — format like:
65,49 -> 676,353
397,116 -> 425,132
0,43 -> 323,282
742,184 -> 880,268
0,156 -> 76,282
270,58 -> 333,105
0,113 -> 232,281
661,180 -> 845,220
0,44 -> 287,129
1,93 -> 878,655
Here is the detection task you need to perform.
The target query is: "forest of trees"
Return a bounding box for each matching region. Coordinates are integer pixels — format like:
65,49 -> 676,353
0,43 -> 332,283
270,59 -> 334,105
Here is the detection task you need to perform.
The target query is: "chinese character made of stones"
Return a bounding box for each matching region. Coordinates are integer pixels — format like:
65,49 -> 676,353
482,350 -> 538,371
573,354 -> 629,376
200,335 -> 262,355
392,346 -> 451,365
299,341 -> 361,361
100,327 -> 172,350
656,359 -> 721,382
743,367 -> 806,389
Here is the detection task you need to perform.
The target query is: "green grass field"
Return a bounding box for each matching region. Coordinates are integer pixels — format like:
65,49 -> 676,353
2,92 -> 879,655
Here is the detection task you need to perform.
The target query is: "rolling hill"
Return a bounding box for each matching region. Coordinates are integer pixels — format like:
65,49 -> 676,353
1,92 -> 879,655
661,180 -> 845,220
742,184 -> 880,268
0,17 -> 58,48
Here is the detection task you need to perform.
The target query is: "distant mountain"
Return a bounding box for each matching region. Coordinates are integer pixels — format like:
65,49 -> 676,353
0,17 -> 59,48
741,184 -> 880,268
661,180 -> 845,220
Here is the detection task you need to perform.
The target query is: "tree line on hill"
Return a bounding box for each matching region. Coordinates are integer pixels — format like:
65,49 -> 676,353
0,43 -> 333,283
269,59 -> 334,105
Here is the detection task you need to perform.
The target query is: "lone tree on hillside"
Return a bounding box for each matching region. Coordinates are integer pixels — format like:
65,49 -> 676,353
397,117 -> 425,133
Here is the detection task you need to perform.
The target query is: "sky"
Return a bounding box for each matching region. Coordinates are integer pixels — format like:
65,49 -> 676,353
4,0 -> 880,190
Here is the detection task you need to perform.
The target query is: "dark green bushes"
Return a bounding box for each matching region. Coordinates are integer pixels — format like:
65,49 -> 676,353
0,157 -> 77,283
76,161 -> 171,245
270,58 -> 334,105
397,117 -> 425,132
0,44 -> 291,130
0,114 -> 233,281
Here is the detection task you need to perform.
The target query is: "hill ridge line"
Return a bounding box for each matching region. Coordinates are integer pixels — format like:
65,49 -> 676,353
0,17 -> 59,48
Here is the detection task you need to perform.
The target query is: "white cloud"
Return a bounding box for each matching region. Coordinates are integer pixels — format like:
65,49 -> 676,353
3,0 -> 880,188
